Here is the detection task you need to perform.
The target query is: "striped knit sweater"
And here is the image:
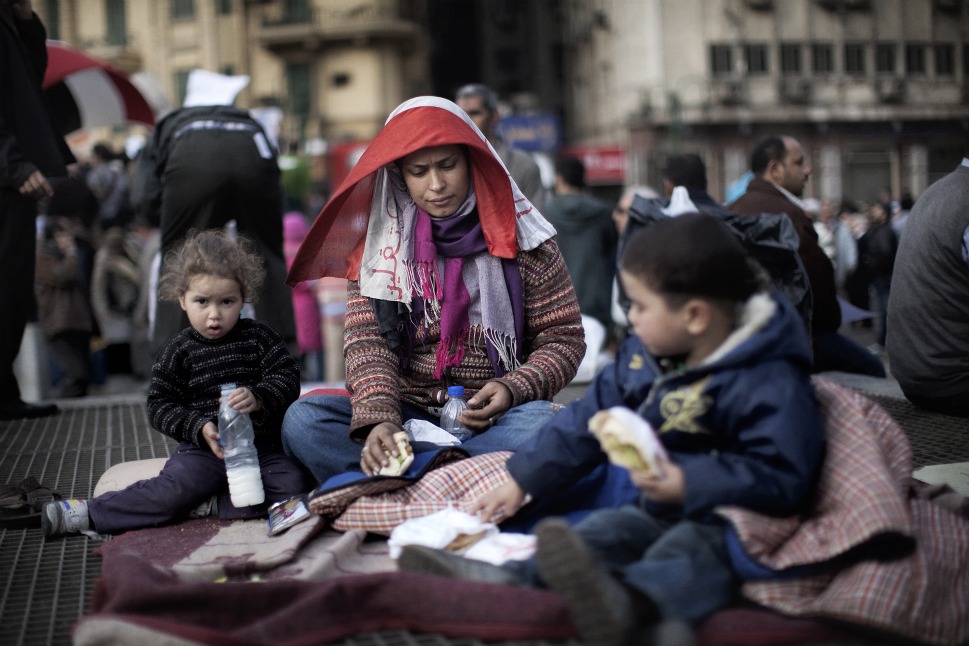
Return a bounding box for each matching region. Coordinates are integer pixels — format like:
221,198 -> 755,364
148,318 -> 300,448
345,238 -> 585,439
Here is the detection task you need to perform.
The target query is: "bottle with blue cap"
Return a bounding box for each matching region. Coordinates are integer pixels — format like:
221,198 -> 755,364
440,385 -> 473,442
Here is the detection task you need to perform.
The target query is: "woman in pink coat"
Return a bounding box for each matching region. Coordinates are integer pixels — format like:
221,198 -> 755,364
283,212 -> 323,381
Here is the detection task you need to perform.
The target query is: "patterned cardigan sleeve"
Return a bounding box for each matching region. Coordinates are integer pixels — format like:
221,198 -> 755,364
495,238 -> 585,406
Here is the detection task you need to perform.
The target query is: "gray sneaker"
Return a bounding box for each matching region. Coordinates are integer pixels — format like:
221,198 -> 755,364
535,518 -> 639,646
397,545 -> 524,586
42,499 -> 90,538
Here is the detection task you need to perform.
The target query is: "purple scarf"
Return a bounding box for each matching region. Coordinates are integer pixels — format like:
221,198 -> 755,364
412,208 -> 524,378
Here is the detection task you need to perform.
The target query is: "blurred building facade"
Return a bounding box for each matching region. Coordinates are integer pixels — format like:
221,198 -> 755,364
35,0 -> 969,203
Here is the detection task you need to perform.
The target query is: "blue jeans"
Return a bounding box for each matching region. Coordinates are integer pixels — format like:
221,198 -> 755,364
506,505 -> 737,623
88,441 -> 310,534
281,394 -> 564,484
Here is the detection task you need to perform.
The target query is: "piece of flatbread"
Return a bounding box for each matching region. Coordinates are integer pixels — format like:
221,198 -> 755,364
378,431 -> 415,476
589,406 -> 667,477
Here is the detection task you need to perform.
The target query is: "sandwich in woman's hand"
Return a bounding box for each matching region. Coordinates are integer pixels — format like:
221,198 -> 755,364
378,431 -> 414,476
589,406 -> 668,477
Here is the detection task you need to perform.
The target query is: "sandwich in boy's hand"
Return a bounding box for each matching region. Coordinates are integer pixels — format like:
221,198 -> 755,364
378,431 -> 415,476
589,406 -> 668,477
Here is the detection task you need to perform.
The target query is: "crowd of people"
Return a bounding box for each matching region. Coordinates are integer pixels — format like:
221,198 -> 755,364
5,4 -> 969,644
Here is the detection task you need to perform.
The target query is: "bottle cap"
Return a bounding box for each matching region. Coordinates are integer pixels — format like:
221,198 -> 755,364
447,385 -> 465,397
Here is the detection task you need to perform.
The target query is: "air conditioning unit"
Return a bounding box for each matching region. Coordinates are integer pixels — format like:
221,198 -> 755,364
714,79 -> 746,106
779,78 -> 812,104
875,77 -> 905,103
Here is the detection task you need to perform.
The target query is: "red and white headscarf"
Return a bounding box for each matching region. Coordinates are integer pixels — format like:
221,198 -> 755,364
286,96 -> 555,291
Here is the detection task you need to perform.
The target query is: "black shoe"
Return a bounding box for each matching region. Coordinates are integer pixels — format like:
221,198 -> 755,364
535,518 -> 639,646
397,544 -> 524,586
0,400 -> 59,421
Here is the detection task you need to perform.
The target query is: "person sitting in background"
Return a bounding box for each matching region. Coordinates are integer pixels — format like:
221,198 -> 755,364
90,226 -> 141,376
399,213 -> 824,645
888,157 -> 969,418
729,135 -> 884,378
282,96 -> 585,485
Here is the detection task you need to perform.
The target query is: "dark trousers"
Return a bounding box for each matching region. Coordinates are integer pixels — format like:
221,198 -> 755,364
0,190 -> 35,404
507,505 -> 738,623
88,440 -> 310,534
47,330 -> 91,397
151,128 -> 296,356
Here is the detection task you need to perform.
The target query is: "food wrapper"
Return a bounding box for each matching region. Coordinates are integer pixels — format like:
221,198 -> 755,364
267,494 -> 312,536
388,508 -> 497,559
589,406 -> 668,477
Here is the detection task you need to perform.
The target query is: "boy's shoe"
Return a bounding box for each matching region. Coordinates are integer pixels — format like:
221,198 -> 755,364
42,499 -> 90,538
534,518 -> 641,646
189,495 -> 219,518
397,545 -> 524,586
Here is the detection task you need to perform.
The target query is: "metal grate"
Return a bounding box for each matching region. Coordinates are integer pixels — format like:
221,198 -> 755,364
1,397 -> 175,646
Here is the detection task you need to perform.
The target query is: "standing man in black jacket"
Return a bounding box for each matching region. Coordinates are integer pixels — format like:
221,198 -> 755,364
0,0 -> 73,420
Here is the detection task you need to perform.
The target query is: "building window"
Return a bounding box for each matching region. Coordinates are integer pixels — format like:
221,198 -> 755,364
218,0 -> 233,15
745,43 -> 769,74
286,62 -> 312,122
43,0 -> 60,40
172,0 -> 195,20
780,43 -> 802,74
710,44 -> 733,76
282,0 -> 312,23
812,43 -> 834,74
935,43 -> 955,76
844,43 -> 866,75
174,69 -> 191,106
964,43 -> 969,78
106,0 -> 127,47
875,43 -> 895,73
906,43 -> 926,74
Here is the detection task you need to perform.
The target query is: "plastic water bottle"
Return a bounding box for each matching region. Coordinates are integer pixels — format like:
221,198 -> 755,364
218,383 -> 265,507
440,385 -> 473,442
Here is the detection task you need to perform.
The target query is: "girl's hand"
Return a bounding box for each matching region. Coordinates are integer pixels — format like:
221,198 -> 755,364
462,381 -> 513,431
471,479 -> 526,524
201,421 -> 223,459
629,457 -> 685,505
224,386 -> 261,414
360,422 -> 406,476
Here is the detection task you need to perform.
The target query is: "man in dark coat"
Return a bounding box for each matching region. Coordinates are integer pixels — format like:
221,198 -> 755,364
729,135 -> 884,377
131,104 -> 296,357
0,0 -> 73,420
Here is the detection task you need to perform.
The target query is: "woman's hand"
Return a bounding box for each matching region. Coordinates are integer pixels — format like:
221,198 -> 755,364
223,386 -> 261,415
628,457 -> 685,505
201,421 -> 223,459
471,479 -> 526,524
462,381 -> 512,431
360,422 -> 406,476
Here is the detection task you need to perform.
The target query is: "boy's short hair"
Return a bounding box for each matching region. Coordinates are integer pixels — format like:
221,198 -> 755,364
158,229 -> 265,303
620,213 -> 760,305
663,153 -> 707,191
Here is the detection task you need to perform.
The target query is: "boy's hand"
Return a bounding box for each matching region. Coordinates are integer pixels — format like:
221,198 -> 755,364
224,386 -> 261,414
471,479 -> 525,523
202,421 -> 223,459
360,422 -> 406,476
629,457 -> 685,504
463,381 -> 512,431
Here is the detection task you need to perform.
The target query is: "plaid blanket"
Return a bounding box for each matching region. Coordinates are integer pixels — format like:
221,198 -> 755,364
717,377 -> 969,645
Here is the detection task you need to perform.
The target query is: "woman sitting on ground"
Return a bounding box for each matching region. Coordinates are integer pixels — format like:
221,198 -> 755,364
282,96 -> 585,484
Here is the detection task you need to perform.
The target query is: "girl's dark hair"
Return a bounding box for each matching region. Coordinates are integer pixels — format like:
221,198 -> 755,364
620,213 -> 760,306
158,229 -> 265,303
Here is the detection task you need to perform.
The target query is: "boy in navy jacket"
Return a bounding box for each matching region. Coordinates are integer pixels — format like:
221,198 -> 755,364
401,213 -> 825,646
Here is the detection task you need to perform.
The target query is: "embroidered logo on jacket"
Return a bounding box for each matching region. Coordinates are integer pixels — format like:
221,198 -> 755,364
658,377 -> 713,435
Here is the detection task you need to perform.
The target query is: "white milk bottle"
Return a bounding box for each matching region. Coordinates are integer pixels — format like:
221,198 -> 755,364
218,383 -> 265,507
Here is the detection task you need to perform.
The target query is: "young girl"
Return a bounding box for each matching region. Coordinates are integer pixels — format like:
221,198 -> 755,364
43,230 -> 309,538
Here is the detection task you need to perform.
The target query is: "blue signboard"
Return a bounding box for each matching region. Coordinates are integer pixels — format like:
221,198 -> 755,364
496,113 -> 561,152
